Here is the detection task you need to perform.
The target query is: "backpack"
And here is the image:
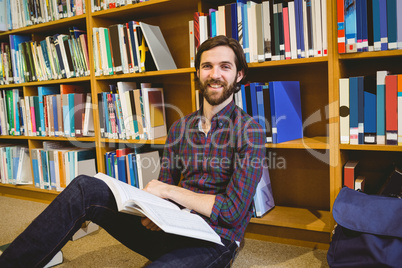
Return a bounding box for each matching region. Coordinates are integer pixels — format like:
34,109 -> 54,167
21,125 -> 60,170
327,187 -> 402,268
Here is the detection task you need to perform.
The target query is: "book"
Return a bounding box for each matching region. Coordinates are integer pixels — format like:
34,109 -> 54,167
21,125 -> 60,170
363,75 -> 376,144
253,163 -> 275,217
343,160 -> 360,189
94,172 -> 223,246
385,74 -> 398,145
269,81 -> 303,143
140,87 -> 167,140
339,78 -> 350,144
376,70 -> 388,144
136,150 -> 161,189
398,74 -> 402,145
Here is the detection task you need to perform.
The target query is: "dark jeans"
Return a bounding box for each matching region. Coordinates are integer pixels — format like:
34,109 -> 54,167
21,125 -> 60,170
0,175 -> 239,268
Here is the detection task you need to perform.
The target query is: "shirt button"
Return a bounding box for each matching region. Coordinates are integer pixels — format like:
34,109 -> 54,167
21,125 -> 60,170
219,122 -> 223,128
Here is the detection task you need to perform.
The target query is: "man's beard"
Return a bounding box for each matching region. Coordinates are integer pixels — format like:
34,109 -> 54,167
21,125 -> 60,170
198,77 -> 238,106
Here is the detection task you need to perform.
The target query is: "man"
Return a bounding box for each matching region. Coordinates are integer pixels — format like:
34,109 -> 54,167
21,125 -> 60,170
0,35 -> 265,267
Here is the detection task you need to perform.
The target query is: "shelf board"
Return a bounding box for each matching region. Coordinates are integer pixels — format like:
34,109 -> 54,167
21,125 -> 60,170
0,14 -> 87,37
339,49 -> 402,60
0,76 -> 90,89
101,136 -> 167,145
0,183 -> 58,194
91,0 -> 198,19
250,206 -> 332,233
340,143 -> 402,152
266,136 -> 329,150
248,56 -> 328,69
95,68 -> 195,80
0,135 -> 96,142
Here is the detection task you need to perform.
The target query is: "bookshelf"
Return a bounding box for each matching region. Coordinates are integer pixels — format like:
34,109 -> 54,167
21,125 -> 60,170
1,0 -> 400,250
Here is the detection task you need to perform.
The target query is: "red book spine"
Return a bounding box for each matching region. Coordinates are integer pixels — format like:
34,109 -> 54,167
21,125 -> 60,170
337,0 -> 346,53
283,7 -> 291,59
385,75 -> 398,145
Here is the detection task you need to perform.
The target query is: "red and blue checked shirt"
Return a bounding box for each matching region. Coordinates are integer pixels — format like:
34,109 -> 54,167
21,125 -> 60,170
158,100 -> 265,243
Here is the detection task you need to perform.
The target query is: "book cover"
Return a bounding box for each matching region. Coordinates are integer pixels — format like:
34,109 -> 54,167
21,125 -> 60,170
269,81 -> 303,144
343,160 -> 360,189
385,75 -> 398,145
345,0 -> 357,53
253,162 -> 275,217
378,0 -> 388,50
262,84 -> 272,143
376,70 -> 388,144
386,0 -> 397,49
349,76 -> 362,145
363,75 -> 376,144
141,87 -> 167,140
136,150 -> 160,189
108,24 -> 124,74
372,0 -> 381,50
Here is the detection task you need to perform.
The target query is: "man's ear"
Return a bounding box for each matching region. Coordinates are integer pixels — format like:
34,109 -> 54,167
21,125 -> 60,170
197,69 -> 200,79
236,70 -> 244,83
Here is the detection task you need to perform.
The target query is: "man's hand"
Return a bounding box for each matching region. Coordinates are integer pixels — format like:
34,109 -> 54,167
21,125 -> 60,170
141,217 -> 161,231
143,179 -> 170,199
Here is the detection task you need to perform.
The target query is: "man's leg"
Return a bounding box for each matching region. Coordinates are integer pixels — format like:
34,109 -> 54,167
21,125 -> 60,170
148,236 -> 239,268
0,175 -> 167,267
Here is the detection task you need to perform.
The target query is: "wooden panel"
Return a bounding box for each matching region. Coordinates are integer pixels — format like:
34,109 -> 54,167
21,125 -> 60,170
250,206 -> 332,233
245,224 -> 330,250
0,184 -> 57,204
268,149 -> 330,210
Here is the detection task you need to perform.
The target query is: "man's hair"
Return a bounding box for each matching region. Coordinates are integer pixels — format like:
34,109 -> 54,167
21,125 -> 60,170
194,35 -> 248,92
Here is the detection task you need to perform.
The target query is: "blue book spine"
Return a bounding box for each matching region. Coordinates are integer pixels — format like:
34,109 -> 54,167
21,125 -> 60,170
269,82 -> 277,143
231,3 -> 238,40
49,155 -> 56,190
68,94 -> 75,137
379,0 -> 388,50
127,153 -> 135,187
386,0 -> 397,49
242,3 -> 250,62
210,10 -> 217,38
41,150 -> 49,189
249,83 -> 259,119
361,0 -> 368,51
32,152 -> 40,188
40,40 -> 52,79
132,153 -> 139,188
345,0 -> 357,52
240,84 -> 247,112
376,71 -> 387,144
349,77 -> 359,145
372,0 -> 381,50
102,92 -> 110,138
256,85 -> 266,131
364,89 -> 376,144
12,148 -> 19,183
356,0 -> 362,52
357,77 -> 364,144
117,155 -> 127,183
298,0 -> 305,57
13,90 -> 20,136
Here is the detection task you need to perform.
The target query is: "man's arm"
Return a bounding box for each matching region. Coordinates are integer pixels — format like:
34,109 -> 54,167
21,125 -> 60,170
144,179 -> 216,218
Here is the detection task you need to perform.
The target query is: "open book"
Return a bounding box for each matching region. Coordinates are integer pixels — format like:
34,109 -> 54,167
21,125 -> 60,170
94,173 -> 223,246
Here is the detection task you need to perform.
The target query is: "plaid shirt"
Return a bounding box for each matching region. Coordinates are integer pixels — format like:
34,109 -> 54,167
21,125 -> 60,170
159,100 -> 265,242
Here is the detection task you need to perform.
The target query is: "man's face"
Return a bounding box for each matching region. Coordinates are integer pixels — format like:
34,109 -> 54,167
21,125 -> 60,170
197,46 -> 243,106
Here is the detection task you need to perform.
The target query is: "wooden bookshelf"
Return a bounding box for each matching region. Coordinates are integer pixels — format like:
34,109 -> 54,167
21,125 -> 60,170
1,0 -> 400,250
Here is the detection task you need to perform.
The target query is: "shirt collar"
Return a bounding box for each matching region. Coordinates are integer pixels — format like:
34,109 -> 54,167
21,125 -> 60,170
194,100 -> 236,130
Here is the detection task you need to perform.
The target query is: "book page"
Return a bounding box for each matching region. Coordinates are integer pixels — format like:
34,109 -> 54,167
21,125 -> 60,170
94,173 -> 180,212
138,201 -> 223,246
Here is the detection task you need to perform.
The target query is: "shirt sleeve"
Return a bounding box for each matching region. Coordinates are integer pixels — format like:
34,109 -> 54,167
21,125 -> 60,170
209,122 -> 265,228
